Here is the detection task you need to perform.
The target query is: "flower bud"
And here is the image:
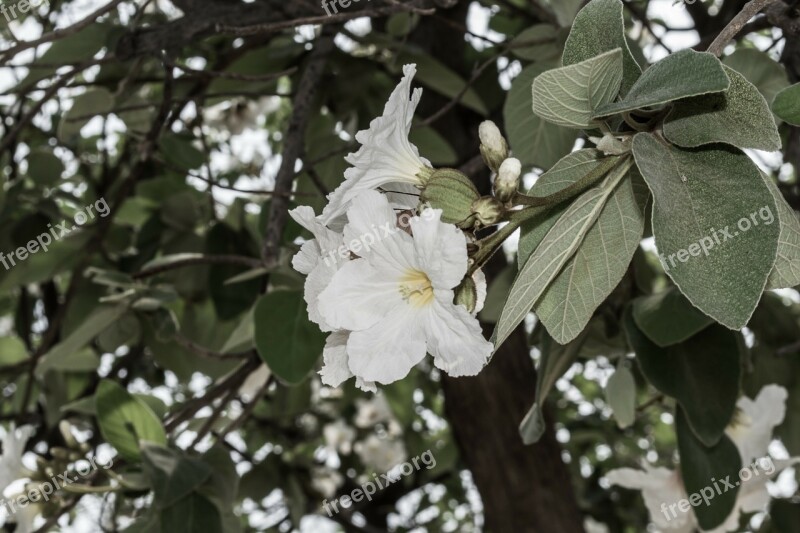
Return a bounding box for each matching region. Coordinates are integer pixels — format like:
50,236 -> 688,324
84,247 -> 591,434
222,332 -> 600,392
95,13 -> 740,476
454,276 -> 478,314
471,197 -> 505,227
479,120 -> 509,172
494,157 -> 521,203
420,168 -> 480,228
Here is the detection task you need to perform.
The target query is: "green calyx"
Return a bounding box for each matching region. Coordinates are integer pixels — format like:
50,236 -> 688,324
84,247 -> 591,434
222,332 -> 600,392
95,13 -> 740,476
454,275 -> 478,314
420,168 -> 481,228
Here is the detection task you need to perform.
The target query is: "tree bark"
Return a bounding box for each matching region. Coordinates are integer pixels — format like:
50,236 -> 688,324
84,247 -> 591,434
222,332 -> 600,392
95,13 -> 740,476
406,4 -> 585,530
441,326 -> 584,533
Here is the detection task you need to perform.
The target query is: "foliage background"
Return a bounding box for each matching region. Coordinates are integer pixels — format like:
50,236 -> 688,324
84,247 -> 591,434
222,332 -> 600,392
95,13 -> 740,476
1,0 -> 800,531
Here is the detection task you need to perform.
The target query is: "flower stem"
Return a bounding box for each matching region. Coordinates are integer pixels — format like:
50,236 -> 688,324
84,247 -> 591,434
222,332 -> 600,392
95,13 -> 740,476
513,155 -> 621,207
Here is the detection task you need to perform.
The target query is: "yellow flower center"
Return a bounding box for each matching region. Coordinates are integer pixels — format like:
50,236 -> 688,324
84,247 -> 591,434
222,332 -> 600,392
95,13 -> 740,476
399,269 -> 434,308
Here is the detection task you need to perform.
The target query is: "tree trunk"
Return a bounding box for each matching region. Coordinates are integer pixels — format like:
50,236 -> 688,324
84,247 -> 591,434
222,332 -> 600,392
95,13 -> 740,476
441,327 -> 584,533
404,4 -> 584,529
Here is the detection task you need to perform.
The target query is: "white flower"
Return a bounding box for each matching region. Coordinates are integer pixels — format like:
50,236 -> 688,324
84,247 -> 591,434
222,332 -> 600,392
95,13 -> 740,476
288,205 -> 347,332
322,420 -> 356,455
354,395 -> 394,428
316,190 -> 492,388
605,385 -> 797,532
355,434 -> 407,472
6,499 -> 41,533
726,384 -> 787,464
0,424 -> 34,495
311,466 -> 344,498
320,64 -> 432,224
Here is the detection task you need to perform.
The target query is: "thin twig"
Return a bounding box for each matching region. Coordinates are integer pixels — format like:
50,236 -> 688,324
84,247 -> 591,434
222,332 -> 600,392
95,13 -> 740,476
707,0 -> 779,56
132,254 -> 264,279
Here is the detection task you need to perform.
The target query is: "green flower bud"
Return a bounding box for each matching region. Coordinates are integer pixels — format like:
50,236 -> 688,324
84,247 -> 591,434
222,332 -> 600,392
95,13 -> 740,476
494,157 -> 521,203
420,168 -> 481,228
471,197 -> 505,227
479,120 -> 508,173
454,276 -> 478,314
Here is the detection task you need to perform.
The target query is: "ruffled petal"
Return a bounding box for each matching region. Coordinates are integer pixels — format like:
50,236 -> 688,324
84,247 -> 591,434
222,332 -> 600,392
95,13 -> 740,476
318,259 -> 402,331
410,208 -> 468,290
321,64 -> 430,223
319,331 -> 353,388
423,293 -> 491,377
293,240 -> 320,275
347,305 -> 427,384
305,258 -> 341,331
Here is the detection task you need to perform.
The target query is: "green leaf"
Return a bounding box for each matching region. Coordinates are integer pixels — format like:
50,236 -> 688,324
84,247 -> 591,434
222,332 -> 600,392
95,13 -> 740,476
594,50 -> 730,118
39,348 -> 99,374
159,134 -> 206,171
773,83 -> 800,126
0,336 -> 28,367
160,493 -> 224,533
631,133 -> 779,329
519,331 -> 585,444
220,305 -> 256,353
21,24 -> 112,89
254,291 -> 325,384
676,407 -> 742,530
663,65 -> 781,151
26,149 -> 64,185
605,364 -> 636,429
510,25 -> 562,61
58,88 -> 115,143
534,167 -> 647,344
408,126 -> 458,166
207,224 -> 260,321
494,158 -> 631,350
562,0 -> 641,95
632,286 -> 714,347
141,444 -> 212,509
764,172 -> 800,289
503,63 -> 578,170
623,307 -> 740,446
518,149 -> 607,266
37,305 -> 127,376
95,380 -> 167,461
532,48 -> 624,128
722,48 -> 789,105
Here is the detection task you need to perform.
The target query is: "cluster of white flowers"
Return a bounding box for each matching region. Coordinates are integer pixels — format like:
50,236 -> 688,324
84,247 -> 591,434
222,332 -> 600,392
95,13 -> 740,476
0,424 -> 37,533
290,64 -> 493,392
606,385 -> 798,532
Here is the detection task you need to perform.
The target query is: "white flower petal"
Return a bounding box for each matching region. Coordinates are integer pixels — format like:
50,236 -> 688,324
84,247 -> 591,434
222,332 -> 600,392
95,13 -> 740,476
606,465 -> 695,531
293,240 -> 320,275
319,331 -> 353,388
410,208 -> 468,289
318,259 -> 403,331
424,293 -> 491,377
347,305 -> 427,384
0,424 -> 35,492
384,181 -> 422,210
305,259 -> 341,331
726,384 -> 788,463
289,205 -> 342,256
342,190 -> 416,271
321,64 -> 430,223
